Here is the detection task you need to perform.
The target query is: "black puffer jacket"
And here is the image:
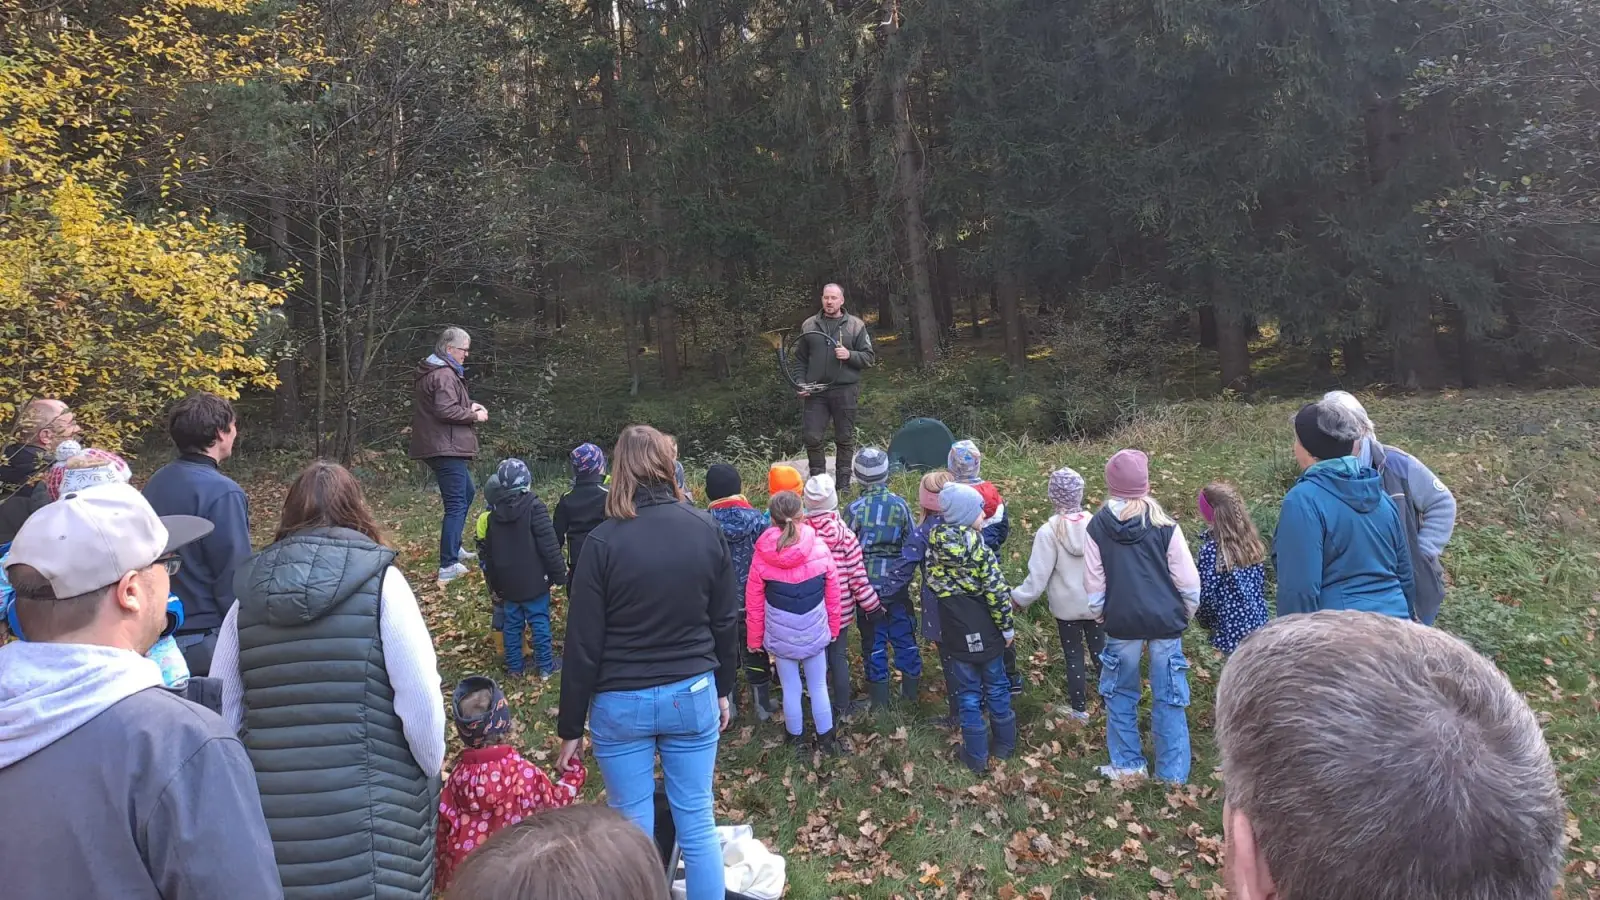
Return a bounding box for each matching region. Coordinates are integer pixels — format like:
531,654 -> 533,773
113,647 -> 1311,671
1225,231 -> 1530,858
557,484 -> 739,740
0,443 -> 48,544
480,491 -> 566,602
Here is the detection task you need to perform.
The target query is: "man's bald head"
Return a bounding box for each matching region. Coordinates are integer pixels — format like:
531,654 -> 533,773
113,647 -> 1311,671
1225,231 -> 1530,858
16,399 -> 78,450
820,283 -> 845,317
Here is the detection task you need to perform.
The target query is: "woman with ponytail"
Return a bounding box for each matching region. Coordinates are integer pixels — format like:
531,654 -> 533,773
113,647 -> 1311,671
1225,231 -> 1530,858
746,491 -> 844,758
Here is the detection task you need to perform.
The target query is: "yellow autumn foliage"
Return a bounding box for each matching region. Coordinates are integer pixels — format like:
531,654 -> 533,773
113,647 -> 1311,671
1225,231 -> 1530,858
0,0 -> 313,450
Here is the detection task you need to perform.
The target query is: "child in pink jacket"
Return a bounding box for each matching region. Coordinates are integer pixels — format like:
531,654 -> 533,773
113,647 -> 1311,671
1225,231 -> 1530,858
747,491 -> 844,758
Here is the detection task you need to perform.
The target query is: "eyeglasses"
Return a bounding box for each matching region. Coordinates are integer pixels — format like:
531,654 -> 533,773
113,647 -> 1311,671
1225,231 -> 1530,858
153,555 -> 182,576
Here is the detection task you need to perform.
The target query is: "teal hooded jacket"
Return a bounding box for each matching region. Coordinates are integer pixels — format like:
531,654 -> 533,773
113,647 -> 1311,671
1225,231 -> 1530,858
1273,457 -> 1415,619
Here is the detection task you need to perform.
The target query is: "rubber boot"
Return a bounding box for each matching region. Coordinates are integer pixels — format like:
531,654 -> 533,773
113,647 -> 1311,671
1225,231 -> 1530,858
868,680 -> 892,714
990,712 -> 1018,762
784,729 -> 807,762
900,676 -> 920,703
750,683 -> 774,722
818,728 -> 849,757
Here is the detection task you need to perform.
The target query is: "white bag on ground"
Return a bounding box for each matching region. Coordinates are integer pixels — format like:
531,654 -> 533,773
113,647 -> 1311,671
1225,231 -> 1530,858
723,837 -> 786,900
668,825 -> 786,900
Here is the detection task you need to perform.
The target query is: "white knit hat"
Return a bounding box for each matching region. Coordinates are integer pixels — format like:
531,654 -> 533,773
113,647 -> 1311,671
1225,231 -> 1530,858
803,474 -> 838,513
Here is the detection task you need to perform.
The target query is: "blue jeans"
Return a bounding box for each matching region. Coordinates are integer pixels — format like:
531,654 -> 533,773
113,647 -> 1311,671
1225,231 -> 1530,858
427,457 -> 475,569
1099,637 -> 1192,783
865,591 -> 923,683
590,673 -> 722,900
946,654 -> 1016,771
504,594 -> 553,674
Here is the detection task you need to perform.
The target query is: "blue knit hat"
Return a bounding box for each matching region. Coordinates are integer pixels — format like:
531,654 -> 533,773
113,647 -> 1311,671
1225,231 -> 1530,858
853,447 -> 890,486
570,443 -> 606,477
496,458 -> 532,493
939,482 -> 985,527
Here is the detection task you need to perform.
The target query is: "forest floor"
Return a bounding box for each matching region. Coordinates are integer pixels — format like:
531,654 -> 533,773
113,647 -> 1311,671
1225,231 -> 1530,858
239,390 -> 1600,899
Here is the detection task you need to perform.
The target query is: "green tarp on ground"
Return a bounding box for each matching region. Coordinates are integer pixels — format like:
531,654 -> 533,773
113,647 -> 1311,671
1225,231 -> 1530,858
887,417 -> 955,473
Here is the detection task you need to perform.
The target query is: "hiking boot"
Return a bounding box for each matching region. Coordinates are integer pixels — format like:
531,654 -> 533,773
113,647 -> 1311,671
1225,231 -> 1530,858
817,728 -> 849,757
750,683 -> 775,722
899,676 -> 920,702
437,563 -> 469,584
867,681 -> 892,713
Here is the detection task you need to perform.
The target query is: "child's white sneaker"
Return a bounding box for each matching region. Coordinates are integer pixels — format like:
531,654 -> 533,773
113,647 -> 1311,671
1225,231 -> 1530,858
1096,764 -> 1148,781
1061,708 -> 1091,722
437,563 -> 469,584
456,546 -> 478,561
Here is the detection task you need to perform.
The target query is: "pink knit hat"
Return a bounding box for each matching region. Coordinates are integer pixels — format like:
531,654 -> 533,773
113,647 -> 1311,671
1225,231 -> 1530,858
1104,449 -> 1150,500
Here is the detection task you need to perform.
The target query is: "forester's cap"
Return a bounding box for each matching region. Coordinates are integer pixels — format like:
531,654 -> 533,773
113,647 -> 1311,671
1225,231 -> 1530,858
7,483 -> 212,598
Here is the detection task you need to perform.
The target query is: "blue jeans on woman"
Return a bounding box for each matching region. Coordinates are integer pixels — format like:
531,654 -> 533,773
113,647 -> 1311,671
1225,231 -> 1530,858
427,457 -> 474,569
946,654 -> 1016,772
503,594 -> 553,675
1099,637 -> 1192,783
590,673 -> 722,900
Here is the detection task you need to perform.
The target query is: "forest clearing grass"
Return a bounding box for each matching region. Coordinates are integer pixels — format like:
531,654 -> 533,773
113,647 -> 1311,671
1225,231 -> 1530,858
242,389 -> 1600,898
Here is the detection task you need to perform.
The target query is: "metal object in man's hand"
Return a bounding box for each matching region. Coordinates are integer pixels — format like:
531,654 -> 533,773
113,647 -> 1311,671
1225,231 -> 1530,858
771,329 -> 836,395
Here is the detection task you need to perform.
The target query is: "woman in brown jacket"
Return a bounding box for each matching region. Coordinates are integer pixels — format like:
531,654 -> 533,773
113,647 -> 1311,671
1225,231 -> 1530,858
409,326 -> 488,583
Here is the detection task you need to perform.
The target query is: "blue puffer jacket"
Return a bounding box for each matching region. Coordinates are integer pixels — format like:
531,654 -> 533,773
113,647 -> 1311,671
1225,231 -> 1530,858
709,500 -> 768,594
1273,457 -> 1415,619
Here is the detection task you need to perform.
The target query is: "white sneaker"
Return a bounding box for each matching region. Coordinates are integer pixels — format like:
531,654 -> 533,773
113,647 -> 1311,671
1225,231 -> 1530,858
437,563 -> 469,584
1060,708 -> 1091,722
1096,764 -> 1148,781
456,547 -> 478,561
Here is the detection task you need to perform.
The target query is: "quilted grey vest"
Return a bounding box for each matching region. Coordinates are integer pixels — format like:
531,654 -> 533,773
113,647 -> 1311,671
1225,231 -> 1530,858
234,526 -> 437,899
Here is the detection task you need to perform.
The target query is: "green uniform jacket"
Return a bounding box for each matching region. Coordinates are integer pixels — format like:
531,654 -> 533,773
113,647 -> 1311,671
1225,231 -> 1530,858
796,312 -> 875,389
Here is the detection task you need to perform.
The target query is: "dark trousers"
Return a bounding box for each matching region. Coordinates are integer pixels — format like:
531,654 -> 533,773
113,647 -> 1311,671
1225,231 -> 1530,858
801,384 -> 860,488
740,615 -> 772,686
825,623 -> 853,713
1003,645 -> 1021,693
427,456 -> 475,569
1056,618 -> 1107,713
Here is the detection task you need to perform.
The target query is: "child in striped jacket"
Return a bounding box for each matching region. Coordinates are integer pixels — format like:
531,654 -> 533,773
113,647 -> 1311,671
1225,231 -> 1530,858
802,474 -> 883,720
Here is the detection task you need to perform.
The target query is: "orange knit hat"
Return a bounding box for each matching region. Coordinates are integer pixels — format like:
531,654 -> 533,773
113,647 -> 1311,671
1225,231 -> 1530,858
767,464 -> 804,496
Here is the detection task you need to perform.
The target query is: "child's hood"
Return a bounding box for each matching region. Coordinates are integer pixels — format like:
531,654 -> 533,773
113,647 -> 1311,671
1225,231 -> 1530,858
928,522 -> 985,567
711,504 -> 767,541
805,509 -> 849,546
1049,511 -> 1091,557
755,522 -> 823,569
489,489 -> 537,523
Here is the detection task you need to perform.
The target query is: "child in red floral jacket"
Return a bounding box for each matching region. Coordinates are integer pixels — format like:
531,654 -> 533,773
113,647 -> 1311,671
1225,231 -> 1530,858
436,675 -> 587,890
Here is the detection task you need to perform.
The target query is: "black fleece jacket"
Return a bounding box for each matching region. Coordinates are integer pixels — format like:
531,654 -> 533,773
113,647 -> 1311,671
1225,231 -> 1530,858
480,490 -> 567,601
557,484 -> 739,740
553,476 -> 608,583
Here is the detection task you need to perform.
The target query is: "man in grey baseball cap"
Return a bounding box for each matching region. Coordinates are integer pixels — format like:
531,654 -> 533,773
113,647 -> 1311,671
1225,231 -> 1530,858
0,483 -> 284,900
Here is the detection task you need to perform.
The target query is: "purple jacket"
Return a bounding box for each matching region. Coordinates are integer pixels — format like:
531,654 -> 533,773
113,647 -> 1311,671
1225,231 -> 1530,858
745,524 -> 841,661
